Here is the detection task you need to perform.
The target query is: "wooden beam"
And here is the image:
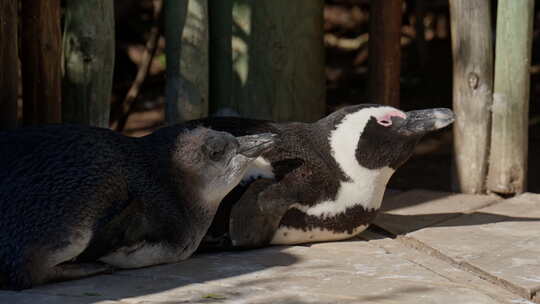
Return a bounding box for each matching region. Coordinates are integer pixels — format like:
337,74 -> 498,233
164,0 -> 208,124
449,0 -> 494,194
368,0 -> 402,108
487,0 -> 535,194
62,0 -> 115,127
20,0 -> 62,125
0,0 -> 19,129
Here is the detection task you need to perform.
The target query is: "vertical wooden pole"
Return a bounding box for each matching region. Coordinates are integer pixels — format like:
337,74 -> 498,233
209,0 -> 233,116
164,0 -> 187,125
449,0 -> 493,194
487,0 -> 534,194
62,0 -> 115,128
368,0 -> 402,108
165,0 -> 208,124
0,0 -> 19,129
224,0 -> 325,122
413,0 -> 427,70
20,0 -> 62,125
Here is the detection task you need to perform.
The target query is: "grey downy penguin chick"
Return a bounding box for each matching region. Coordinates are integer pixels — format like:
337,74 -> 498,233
191,104 -> 455,250
0,124 -> 275,290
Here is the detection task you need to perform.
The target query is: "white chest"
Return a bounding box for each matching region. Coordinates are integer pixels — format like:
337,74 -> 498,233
271,224 -> 369,245
270,167 -> 393,245
305,166 -> 394,217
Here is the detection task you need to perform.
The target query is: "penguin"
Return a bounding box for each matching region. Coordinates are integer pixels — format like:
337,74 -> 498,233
0,124 -> 275,290
191,104 -> 455,250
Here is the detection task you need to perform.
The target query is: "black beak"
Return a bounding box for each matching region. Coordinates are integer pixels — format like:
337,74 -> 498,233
394,108 -> 455,136
237,133 -> 277,158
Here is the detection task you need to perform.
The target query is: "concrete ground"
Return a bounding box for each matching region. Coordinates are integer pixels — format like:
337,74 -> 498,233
2,190 -> 540,304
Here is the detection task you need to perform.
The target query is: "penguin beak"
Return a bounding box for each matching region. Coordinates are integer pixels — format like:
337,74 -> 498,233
237,133 -> 277,158
393,108 -> 455,136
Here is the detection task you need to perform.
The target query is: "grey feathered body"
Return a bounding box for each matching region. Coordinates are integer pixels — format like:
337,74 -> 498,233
0,125 -> 208,289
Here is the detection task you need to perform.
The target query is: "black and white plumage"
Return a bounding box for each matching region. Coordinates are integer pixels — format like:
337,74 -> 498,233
193,104 -> 455,249
0,124 -> 275,289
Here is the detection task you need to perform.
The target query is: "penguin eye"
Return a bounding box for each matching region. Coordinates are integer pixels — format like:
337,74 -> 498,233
204,136 -> 228,162
209,148 -> 225,161
378,119 -> 392,127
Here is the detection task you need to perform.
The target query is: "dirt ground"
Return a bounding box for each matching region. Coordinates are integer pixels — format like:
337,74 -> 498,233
112,0 -> 540,193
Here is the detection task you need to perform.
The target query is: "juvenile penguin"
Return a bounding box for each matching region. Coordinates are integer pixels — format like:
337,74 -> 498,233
0,124 -> 275,289
192,104 -> 455,249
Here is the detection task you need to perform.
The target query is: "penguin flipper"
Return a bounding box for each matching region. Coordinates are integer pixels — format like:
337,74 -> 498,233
229,179 -> 295,248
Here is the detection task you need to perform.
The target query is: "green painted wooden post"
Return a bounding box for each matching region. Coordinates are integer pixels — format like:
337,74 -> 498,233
449,0 -> 493,194
62,0 -> 115,127
487,0 -> 534,194
0,0 -> 19,129
209,0 -> 233,116
165,0 -> 208,124
213,0 -> 325,122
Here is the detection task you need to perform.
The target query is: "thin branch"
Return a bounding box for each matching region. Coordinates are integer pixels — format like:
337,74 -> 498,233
114,0 -> 163,132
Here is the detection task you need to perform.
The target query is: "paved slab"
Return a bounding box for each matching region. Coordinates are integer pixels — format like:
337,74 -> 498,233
1,190 -> 537,304
375,189 -> 501,235
317,236 -> 529,304
3,239 -> 527,304
405,193 -> 540,300
0,291 -> 121,304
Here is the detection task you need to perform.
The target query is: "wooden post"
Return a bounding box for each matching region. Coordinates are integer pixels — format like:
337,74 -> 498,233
487,0 -> 534,194
62,0 -> 115,127
413,0 -> 427,70
164,0 -> 208,124
20,0 -> 62,125
368,0 -> 402,108
0,0 -> 19,129
449,0 -> 493,194
209,0 -> 233,116
218,0 -> 325,122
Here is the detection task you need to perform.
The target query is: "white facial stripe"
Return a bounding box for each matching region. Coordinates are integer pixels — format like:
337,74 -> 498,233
330,106 -> 403,182
241,157 -> 274,184
271,224 -> 369,245
300,106 -> 400,215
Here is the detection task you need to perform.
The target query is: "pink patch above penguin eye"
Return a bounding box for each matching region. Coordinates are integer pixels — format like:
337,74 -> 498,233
376,110 -> 406,127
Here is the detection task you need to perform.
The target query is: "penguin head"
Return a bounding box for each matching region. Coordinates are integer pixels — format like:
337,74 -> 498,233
326,104 -> 455,173
172,128 -> 276,203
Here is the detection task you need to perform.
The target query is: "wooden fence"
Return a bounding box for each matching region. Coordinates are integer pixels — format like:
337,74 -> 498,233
450,0 -> 534,194
0,0 -> 535,195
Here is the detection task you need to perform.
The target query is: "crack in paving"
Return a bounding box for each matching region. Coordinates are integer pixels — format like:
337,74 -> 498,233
369,222 -> 538,302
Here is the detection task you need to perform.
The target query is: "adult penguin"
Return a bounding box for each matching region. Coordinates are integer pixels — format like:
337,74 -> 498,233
192,104 -> 455,249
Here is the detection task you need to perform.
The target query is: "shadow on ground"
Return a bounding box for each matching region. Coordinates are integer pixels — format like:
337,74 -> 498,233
17,248 -> 299,304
